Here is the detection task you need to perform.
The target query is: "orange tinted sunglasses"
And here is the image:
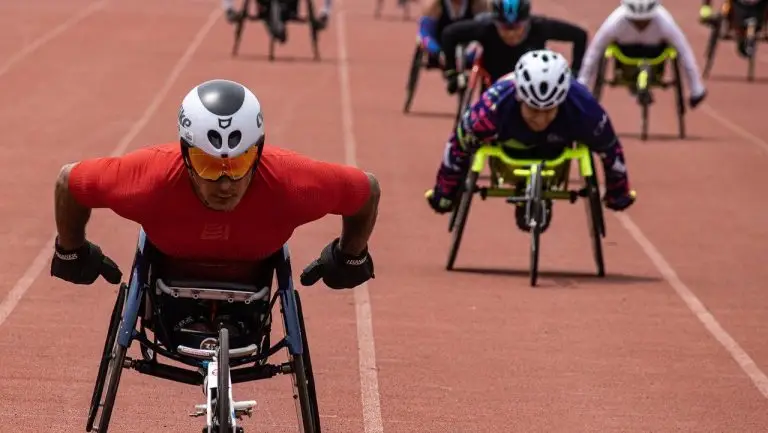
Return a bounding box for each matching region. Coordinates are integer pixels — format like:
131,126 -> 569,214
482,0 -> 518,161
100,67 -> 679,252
186,147 -> 258,181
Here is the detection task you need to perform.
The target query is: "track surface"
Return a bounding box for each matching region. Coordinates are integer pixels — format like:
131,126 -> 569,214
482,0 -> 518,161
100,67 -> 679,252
0,0 -> 767,431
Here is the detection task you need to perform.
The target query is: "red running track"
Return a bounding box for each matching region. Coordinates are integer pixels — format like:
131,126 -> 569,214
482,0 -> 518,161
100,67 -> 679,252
0,0 -> 767,431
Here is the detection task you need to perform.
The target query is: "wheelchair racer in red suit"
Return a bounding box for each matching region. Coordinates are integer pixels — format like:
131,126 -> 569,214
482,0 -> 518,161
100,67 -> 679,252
50,79 -> 379,293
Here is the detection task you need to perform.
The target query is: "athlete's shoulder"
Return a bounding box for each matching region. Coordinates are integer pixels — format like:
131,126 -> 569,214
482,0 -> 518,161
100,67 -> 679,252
565,80 -> 608,120
483,76 -> 519,107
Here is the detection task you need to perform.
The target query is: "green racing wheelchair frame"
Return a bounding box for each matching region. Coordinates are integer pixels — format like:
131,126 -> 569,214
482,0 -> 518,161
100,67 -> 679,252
702,2 -> 768,82
446,140 -> 606,287
592,43 -> 685,141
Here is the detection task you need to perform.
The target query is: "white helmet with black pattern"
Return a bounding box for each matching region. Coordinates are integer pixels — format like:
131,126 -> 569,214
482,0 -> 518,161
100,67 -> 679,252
513,49 -> 571,110
621,0 -> 659,20
177,79 -> 265,158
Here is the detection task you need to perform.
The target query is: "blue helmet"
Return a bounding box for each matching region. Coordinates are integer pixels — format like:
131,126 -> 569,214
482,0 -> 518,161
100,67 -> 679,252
492,0 -> 531,24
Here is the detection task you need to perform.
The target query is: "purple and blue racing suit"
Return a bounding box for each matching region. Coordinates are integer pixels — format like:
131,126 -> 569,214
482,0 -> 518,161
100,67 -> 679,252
430,77 -> 632,210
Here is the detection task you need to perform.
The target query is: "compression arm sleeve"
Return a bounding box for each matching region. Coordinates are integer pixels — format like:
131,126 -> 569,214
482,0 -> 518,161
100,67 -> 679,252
433,89 -> 500,195
576,10 -> 619,87
544,18 -> 589,73
441,21 -> 485,70
419,16 -> 441,54
659,8 -> 706,96
223,0 -> 234,9
321,0 -> 332,15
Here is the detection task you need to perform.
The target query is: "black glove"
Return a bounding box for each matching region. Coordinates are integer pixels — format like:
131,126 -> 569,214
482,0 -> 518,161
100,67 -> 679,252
443,69 -> 461,95
300,238 -> 374,289
689,90 -> 706,109
50,239 -> 122,285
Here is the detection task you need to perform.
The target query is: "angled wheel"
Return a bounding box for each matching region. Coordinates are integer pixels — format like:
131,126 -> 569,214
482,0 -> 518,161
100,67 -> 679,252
637,64 -> 651,141
306,0 -> 320,61
91,335 -> 129,432
403,45 -> 423,113
528,165 -> 544,287
672,59 -> 686,139
216,327 -> 232,433
702,16 -> 722,78
232,0 -> 251,56
583,155 -> 605,277
446,171 -> 478,270
86,283 -> 127,432
747,20 -> 757,81
291,291 -> 321,432
593,56 -> 607,101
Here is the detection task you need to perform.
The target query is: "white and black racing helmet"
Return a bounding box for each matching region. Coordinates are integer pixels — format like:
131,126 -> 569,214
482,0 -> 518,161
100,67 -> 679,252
177,79 -> 265,159
513,49 -> 571,110
621,0 -> 659,20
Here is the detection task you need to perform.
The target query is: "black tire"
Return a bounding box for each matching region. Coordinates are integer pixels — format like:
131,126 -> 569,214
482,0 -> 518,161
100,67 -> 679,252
307,0 -> 320,61
93,342 -> 128,433
217,327 -> 231,433
446,171 -> 478,270
640,97 -> 649,141
528,166 -> 544,287
86,284 -> 127,432
584,166 -> 606,278
673,59 -> 686,139
447,178 -> 465,233
268,0 -> 282,61
703,17 -> 721,79
293,291 -> 321,432
403,45 -> 423,113
231,0 -> 250,56
748,26 -> 757,81
593,56 -> 606,101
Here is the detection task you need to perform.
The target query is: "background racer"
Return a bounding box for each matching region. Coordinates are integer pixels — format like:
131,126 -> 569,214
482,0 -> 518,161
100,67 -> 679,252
577,0 -> 707,107
700,0 -> 768,58
425,49 -> 635,233
50,79 -> 379,317
417,0 -> 491,68
441,0 -> 588,94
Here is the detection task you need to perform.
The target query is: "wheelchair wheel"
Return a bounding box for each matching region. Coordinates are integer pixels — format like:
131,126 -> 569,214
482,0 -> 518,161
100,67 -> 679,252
92,338 -> 129,432
703,17 -> 722,78
215,327 -> 232,433
446,171 -> 478,270
291,290 -> 321,432
268,0 -> 281,61
232,0 -> 251,56
593,56 -> 607,101
306,0 -> 320,61
672,59 -> 686,139
583,155 -> 606,277
528,165 -> 544,287
86,283 -> 127,432
447,177 -> 465,233
403,45 -> 423,113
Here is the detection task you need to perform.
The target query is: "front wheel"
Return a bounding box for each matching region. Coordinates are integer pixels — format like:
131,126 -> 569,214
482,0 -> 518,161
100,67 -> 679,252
446,171 -> 478,270
216,327 -> 232,433
291,291 -> 321,432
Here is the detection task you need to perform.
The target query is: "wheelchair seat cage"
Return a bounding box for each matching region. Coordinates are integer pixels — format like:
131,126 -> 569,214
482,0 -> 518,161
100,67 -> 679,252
86,229 -> 322,433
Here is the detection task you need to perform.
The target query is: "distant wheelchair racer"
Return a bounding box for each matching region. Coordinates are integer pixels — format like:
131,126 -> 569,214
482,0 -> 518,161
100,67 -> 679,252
417,0 -> 491,68
440,0 -> 588,94
425,49 -> 636,232
700,0 -> 768,57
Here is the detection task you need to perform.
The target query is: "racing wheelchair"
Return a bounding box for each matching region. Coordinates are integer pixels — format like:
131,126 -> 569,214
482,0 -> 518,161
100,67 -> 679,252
86,229 -> 321,432
702,0 -> 768,81
231,0 -> 322,61
446,139 -> 607,287
403,43 -> 468,114
591,43 -> 685,141
452,45 -> 491,132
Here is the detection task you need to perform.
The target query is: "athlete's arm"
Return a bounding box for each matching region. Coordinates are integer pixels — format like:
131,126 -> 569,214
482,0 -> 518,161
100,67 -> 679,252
441,20 -> 485,71
340,174 -> 380,256
418,0 -> 444,54
576,9 -> 621,88
55,164 -> 91,250
541,18 -> 589,74
222,0 -> 234,10
433,82 -> 505,196
658,8 -> 706,97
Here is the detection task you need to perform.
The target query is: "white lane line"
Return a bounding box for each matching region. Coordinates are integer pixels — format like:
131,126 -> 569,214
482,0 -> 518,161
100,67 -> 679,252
0,7 -> 221,328
335,6 -> 385,433
614,213 -> 768,398
0,0 -> 108,79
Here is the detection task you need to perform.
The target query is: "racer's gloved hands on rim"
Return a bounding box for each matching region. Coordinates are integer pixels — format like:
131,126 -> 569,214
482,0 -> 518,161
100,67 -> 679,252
443,69 -> 465,95
425,187 -> 455,213
603,178 -> 636,211
300,237 -> 375,289
50,239 -> 123,285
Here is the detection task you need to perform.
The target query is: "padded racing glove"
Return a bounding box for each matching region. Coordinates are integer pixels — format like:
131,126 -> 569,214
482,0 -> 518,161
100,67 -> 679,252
443,69 -> 463,95
300,238 -> 374,289
603,178 -> 636,211
425,188 -> 455,213
50,239 -> 122,285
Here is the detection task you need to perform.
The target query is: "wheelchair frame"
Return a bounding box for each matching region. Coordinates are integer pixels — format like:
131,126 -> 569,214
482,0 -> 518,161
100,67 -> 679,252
702,1 -> 768,82
446,140 -> 607,287
231,0 -> 321,62
592,44 -> 685,141
403,43 -> 466,113
86,229 -> 321,433
452,46 -> 491,132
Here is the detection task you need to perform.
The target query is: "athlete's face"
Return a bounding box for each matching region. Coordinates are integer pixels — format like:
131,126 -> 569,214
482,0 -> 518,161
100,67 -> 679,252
520,102 -> 558,131
629,19 -> 651,31
495,20 -> 529,45
190,170 -> 254,212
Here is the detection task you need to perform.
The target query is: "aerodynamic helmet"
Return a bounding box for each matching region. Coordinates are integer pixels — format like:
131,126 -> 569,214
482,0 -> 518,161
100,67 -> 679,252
513,49 -> 571,110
